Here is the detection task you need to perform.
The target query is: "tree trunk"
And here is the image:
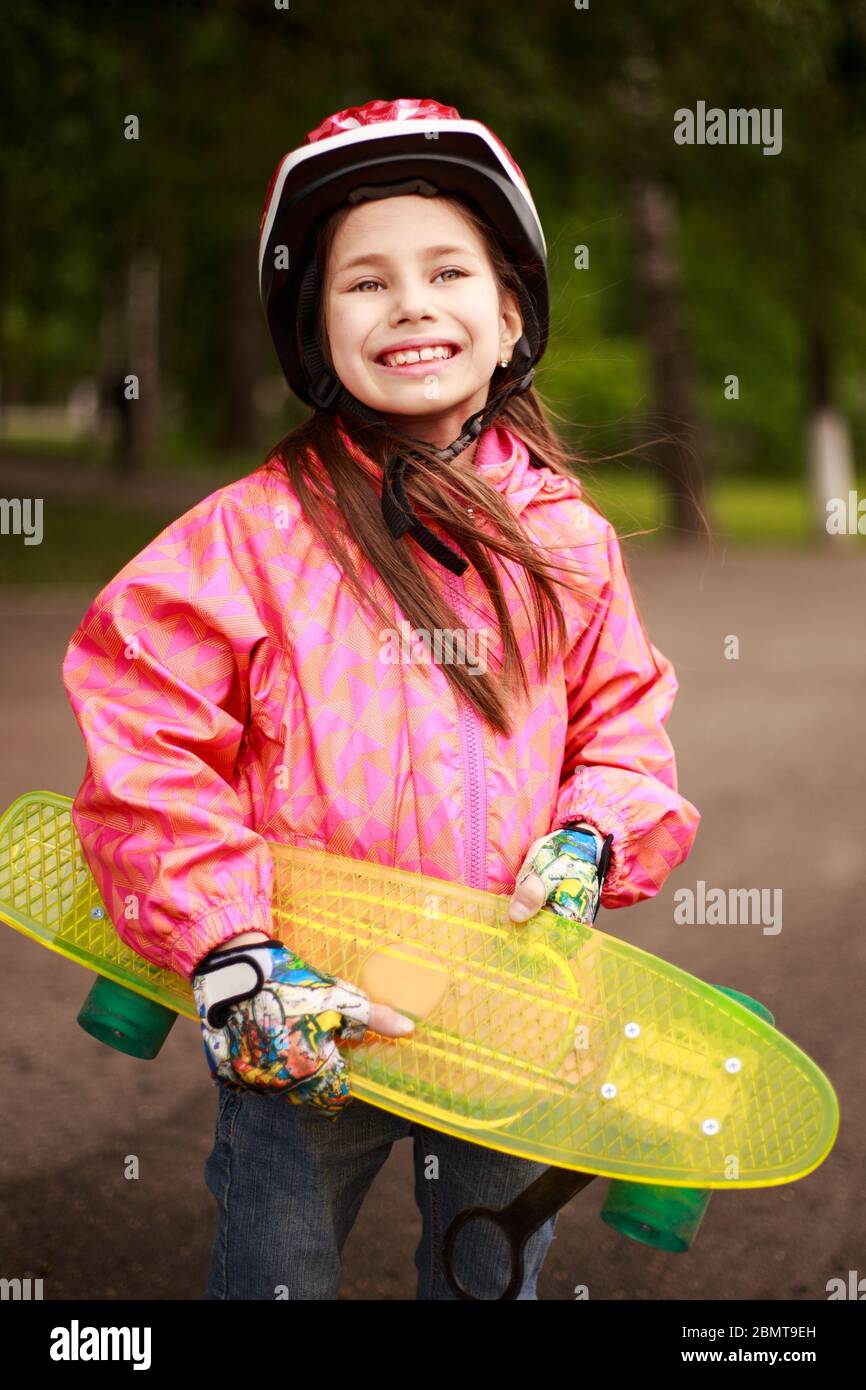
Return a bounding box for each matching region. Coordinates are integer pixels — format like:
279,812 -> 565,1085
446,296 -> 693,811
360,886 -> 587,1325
122,249 -> 161,478
627,175 -> 708,538
96,270 -> 126,455
218,232 -> 261,453
614,26 -> 708,540
804,323 -> 856,542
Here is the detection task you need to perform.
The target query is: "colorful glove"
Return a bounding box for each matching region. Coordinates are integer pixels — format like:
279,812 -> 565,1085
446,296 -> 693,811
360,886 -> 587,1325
508,824 -> 613,926
193,941 -> 413,1120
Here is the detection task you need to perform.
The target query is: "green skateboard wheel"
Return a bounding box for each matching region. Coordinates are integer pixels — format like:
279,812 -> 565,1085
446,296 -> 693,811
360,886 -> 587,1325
77,975 -> 178,1059
600,1181 -> 713,1252
712,985 -> 775,1027
599,986 -> 775,1251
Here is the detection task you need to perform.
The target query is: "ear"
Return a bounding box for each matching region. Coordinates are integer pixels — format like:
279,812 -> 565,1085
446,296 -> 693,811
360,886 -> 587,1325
499,288 -> 524,357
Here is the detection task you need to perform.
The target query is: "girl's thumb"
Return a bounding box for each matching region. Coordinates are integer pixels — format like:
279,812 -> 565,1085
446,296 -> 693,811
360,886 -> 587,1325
367,1002 -> 416,1037
331,975 -> 415,1038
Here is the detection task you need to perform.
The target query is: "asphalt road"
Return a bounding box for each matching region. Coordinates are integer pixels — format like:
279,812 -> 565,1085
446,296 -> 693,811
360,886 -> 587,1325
0,541 -> 862,1300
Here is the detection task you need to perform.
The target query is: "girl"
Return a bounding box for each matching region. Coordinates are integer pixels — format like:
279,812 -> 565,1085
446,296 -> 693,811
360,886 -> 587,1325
62,97 -> 701,1300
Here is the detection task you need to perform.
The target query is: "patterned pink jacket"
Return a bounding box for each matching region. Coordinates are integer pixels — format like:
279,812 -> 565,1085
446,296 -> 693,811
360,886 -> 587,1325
62,424 -> 700,981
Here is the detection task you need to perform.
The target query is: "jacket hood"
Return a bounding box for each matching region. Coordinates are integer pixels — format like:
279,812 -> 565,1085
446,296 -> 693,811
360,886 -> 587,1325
473,424 -> 583,516
335,417 -> 582,518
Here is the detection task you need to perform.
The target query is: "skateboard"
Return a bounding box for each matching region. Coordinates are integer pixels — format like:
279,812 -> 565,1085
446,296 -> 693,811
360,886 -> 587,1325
0,790 -> 839,1289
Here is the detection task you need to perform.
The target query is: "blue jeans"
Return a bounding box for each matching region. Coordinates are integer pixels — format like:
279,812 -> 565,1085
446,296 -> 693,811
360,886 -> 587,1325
203,1083 -> 559,1300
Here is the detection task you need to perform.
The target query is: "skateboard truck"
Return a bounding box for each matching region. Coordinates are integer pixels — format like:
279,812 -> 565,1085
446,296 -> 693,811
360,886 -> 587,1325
442,983 -> 777,1299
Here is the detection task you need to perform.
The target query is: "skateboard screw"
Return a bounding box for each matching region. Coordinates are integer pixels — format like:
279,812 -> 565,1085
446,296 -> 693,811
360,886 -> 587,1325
90,907 -> 106,920
624,1022 -> 640,1038
702,1118 -> 720,1136
724,1057 -> 742,1073
600,1083 -> 617,1099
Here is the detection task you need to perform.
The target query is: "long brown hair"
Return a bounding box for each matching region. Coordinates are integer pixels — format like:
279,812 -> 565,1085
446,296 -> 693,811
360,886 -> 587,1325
264,195 -> 621,738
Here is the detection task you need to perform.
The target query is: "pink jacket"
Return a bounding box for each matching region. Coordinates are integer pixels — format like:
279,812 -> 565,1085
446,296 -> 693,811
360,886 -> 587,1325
62,424 -> 700,981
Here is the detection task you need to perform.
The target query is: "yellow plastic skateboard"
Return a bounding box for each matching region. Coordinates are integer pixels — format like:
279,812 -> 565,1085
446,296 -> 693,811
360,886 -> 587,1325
0,790 -> 838,1196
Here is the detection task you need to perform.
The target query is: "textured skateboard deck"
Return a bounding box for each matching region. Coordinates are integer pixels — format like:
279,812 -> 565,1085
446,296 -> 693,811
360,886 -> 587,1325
0,791 -> 839,1187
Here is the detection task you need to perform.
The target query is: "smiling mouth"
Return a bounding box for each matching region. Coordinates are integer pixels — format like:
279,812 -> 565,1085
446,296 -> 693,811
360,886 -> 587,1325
375,344 -> 461,369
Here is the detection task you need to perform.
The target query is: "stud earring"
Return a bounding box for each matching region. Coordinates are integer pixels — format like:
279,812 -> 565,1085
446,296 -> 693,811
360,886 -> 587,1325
500,355 -> 510,369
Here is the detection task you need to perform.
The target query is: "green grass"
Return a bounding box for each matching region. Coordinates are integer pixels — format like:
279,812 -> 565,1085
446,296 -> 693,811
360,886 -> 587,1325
582,472 -> 866,546
0,500 -> 175,589
579,469 -> 666,540
713,480 -> 815,543
0,436 -> 112,462
0,433 -> 263,486
155,433 -> 264,484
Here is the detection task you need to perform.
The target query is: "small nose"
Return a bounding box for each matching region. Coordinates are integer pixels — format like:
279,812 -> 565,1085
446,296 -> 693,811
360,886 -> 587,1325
389,278 -> 436,325
392,303 -> 435,326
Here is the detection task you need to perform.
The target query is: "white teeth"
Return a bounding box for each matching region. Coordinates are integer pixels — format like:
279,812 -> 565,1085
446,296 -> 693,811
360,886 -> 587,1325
381,345 -> 455,367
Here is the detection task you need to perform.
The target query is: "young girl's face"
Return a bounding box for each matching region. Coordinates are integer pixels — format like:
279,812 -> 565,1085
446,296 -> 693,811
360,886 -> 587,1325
323,195 -> 523,450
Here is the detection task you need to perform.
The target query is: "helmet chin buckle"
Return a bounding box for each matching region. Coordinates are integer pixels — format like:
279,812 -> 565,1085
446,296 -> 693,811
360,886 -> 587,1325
438,417 -> 484,463
309,371 -> 342,409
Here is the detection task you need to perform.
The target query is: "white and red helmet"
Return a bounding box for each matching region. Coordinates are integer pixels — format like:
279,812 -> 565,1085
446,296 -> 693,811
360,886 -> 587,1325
258,97 -> 549,410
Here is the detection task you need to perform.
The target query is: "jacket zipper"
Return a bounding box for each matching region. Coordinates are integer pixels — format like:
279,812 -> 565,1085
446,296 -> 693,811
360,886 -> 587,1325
447,571 -> 488,890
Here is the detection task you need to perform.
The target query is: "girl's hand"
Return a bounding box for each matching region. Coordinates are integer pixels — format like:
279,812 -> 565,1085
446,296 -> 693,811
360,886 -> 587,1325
508,826 -> 607,926
193,942 -> 415,1119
